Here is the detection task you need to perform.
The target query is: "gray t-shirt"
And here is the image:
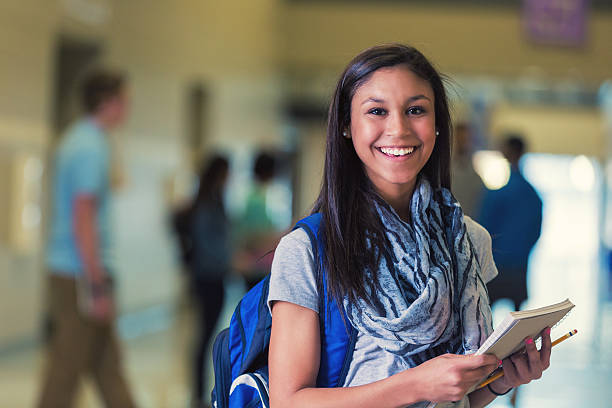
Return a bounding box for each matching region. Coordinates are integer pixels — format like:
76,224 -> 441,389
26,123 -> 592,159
267,216 -> 497,406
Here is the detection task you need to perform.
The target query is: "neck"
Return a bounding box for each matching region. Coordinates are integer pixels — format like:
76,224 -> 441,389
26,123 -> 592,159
91,112 -> 113,133
376,183 -> 416,222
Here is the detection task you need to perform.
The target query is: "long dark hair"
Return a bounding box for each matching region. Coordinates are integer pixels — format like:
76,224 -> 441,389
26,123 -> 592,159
173,155 -> 229,268
192,155 -> 229,212
313,44 -> 452,307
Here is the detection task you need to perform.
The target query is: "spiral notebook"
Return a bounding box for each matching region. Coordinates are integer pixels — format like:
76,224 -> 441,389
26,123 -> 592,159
474,298 -> 574,359
425,298 -> 575,407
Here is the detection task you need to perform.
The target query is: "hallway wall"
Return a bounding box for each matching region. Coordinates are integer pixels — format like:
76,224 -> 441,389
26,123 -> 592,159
1,0 -> 610,349
281,3 -> 612,83
0,0 -> 285,348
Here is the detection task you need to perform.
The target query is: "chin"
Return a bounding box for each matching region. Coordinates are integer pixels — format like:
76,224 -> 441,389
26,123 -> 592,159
387,173 -> 419,186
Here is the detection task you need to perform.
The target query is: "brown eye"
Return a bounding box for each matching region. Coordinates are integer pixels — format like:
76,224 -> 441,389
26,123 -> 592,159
368,108 -> 387,116
407,107 -> 425,115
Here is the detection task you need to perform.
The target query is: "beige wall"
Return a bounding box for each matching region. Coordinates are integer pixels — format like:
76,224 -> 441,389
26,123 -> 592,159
0,0 -> 284,347
490,104 -> 606,159
0,0 -> 609,347
0,1 -> 56,347
281,3 -> 612,211
295,125 -> 326,218
281,3 -> 612,84
0,3 -> 55,140
100,0 -> 284,312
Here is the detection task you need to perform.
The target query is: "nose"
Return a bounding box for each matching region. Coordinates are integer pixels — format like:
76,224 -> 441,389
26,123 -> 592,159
385,111 -> 411,138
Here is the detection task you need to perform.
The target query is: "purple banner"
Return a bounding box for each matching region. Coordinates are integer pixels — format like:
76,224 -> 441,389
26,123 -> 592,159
523,0 -> 588,46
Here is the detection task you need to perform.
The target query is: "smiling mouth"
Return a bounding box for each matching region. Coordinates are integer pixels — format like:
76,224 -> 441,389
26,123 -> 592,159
376,146 -> 419,157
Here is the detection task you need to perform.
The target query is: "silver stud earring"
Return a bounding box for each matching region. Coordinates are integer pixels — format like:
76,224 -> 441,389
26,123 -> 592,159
435,130 -> 440,136
343,130 -> 349,138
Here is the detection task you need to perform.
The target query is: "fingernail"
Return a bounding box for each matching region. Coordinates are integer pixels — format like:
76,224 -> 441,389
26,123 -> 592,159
545,327 -> 551,335
526,338 -> 534,345
498,360 -> 503,366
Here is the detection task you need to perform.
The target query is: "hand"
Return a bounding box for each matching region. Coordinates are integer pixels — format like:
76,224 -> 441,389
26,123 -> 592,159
491,327 -> 552,393
413,353 -> 500,403
90,292 -> 115,322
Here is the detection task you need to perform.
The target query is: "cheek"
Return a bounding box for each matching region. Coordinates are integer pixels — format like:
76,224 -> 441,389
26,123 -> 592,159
350,138 -> 366,161
422,136 -> 437,165
351,119 -> 381,146
350,132 -> 376,162
415,121 -> 436,147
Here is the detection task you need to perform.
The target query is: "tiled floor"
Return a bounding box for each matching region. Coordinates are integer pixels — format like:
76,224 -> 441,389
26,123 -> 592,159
0,278 -> 242,408
0,303 -> 192,408
1,278 -> 611,407
488,301 -> 612,407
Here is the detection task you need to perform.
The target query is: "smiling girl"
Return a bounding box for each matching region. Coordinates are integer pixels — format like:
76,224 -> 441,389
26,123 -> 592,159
267,44 -> 552,408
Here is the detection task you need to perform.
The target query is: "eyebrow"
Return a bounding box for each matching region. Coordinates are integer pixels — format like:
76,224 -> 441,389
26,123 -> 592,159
361,94 -> 431,105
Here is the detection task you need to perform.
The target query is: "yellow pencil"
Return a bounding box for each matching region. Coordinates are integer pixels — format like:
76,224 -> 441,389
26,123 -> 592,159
477,329 -> 578,390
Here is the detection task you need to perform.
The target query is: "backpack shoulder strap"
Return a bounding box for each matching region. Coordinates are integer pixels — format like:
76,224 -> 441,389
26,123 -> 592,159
293,213 -> 357,388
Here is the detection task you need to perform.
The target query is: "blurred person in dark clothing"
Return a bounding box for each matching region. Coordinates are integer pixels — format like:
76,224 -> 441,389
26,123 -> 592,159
38,70 -> 136,408
234,152 -> 280,290
479,135 -> 542,407
173,155 -> 231,408
480,134 -> 543,312
451,122 -> 485,218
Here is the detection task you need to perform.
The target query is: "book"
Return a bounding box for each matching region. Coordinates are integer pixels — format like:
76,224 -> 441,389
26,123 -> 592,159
425,298 -> 575,407
475,298 -> 575,359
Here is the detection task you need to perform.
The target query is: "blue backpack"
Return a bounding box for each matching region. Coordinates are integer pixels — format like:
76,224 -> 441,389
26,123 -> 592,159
211,213 -> 357,408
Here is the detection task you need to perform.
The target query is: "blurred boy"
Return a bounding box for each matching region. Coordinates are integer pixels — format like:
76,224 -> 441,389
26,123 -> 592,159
38,70 -> 136,408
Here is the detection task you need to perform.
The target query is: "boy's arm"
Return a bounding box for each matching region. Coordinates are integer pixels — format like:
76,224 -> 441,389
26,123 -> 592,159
73,194 -> 113,321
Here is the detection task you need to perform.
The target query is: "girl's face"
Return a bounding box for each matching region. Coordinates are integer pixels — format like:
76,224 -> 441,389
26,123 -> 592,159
349,65 -> 436,205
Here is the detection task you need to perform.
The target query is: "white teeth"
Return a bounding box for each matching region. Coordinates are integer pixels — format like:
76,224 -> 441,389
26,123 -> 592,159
380,147 -> 415,156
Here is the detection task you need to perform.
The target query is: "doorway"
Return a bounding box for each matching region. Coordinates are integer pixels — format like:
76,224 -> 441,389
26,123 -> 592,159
52,37 -> 102,135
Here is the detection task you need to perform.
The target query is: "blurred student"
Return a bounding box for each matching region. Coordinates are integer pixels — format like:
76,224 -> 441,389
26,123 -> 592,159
173,155 -> 231,407
235,152 -> 280,290
451,122 -> 485,218
480,135 -> 543,312
38,70 -> 136,407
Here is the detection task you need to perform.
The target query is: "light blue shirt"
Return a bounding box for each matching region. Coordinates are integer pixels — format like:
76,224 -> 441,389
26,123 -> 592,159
46,118 -> 111,276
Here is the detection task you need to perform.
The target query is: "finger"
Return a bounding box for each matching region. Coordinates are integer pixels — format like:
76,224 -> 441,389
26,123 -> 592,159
524,337 -> 543,379
466,354 -> 499,370
539,327 -> 552,369
466,358 -> 497,377
502,357 -> 519,387
510,353 -> 531,384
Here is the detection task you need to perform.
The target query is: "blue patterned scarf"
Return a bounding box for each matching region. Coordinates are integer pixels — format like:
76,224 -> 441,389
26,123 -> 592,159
344,178 -> 493,368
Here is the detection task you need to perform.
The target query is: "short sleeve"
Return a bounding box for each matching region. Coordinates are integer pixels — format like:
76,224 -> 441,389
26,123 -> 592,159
465,216 -> 498,284
71,146 -> 106,196
267,228 -> 319,314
